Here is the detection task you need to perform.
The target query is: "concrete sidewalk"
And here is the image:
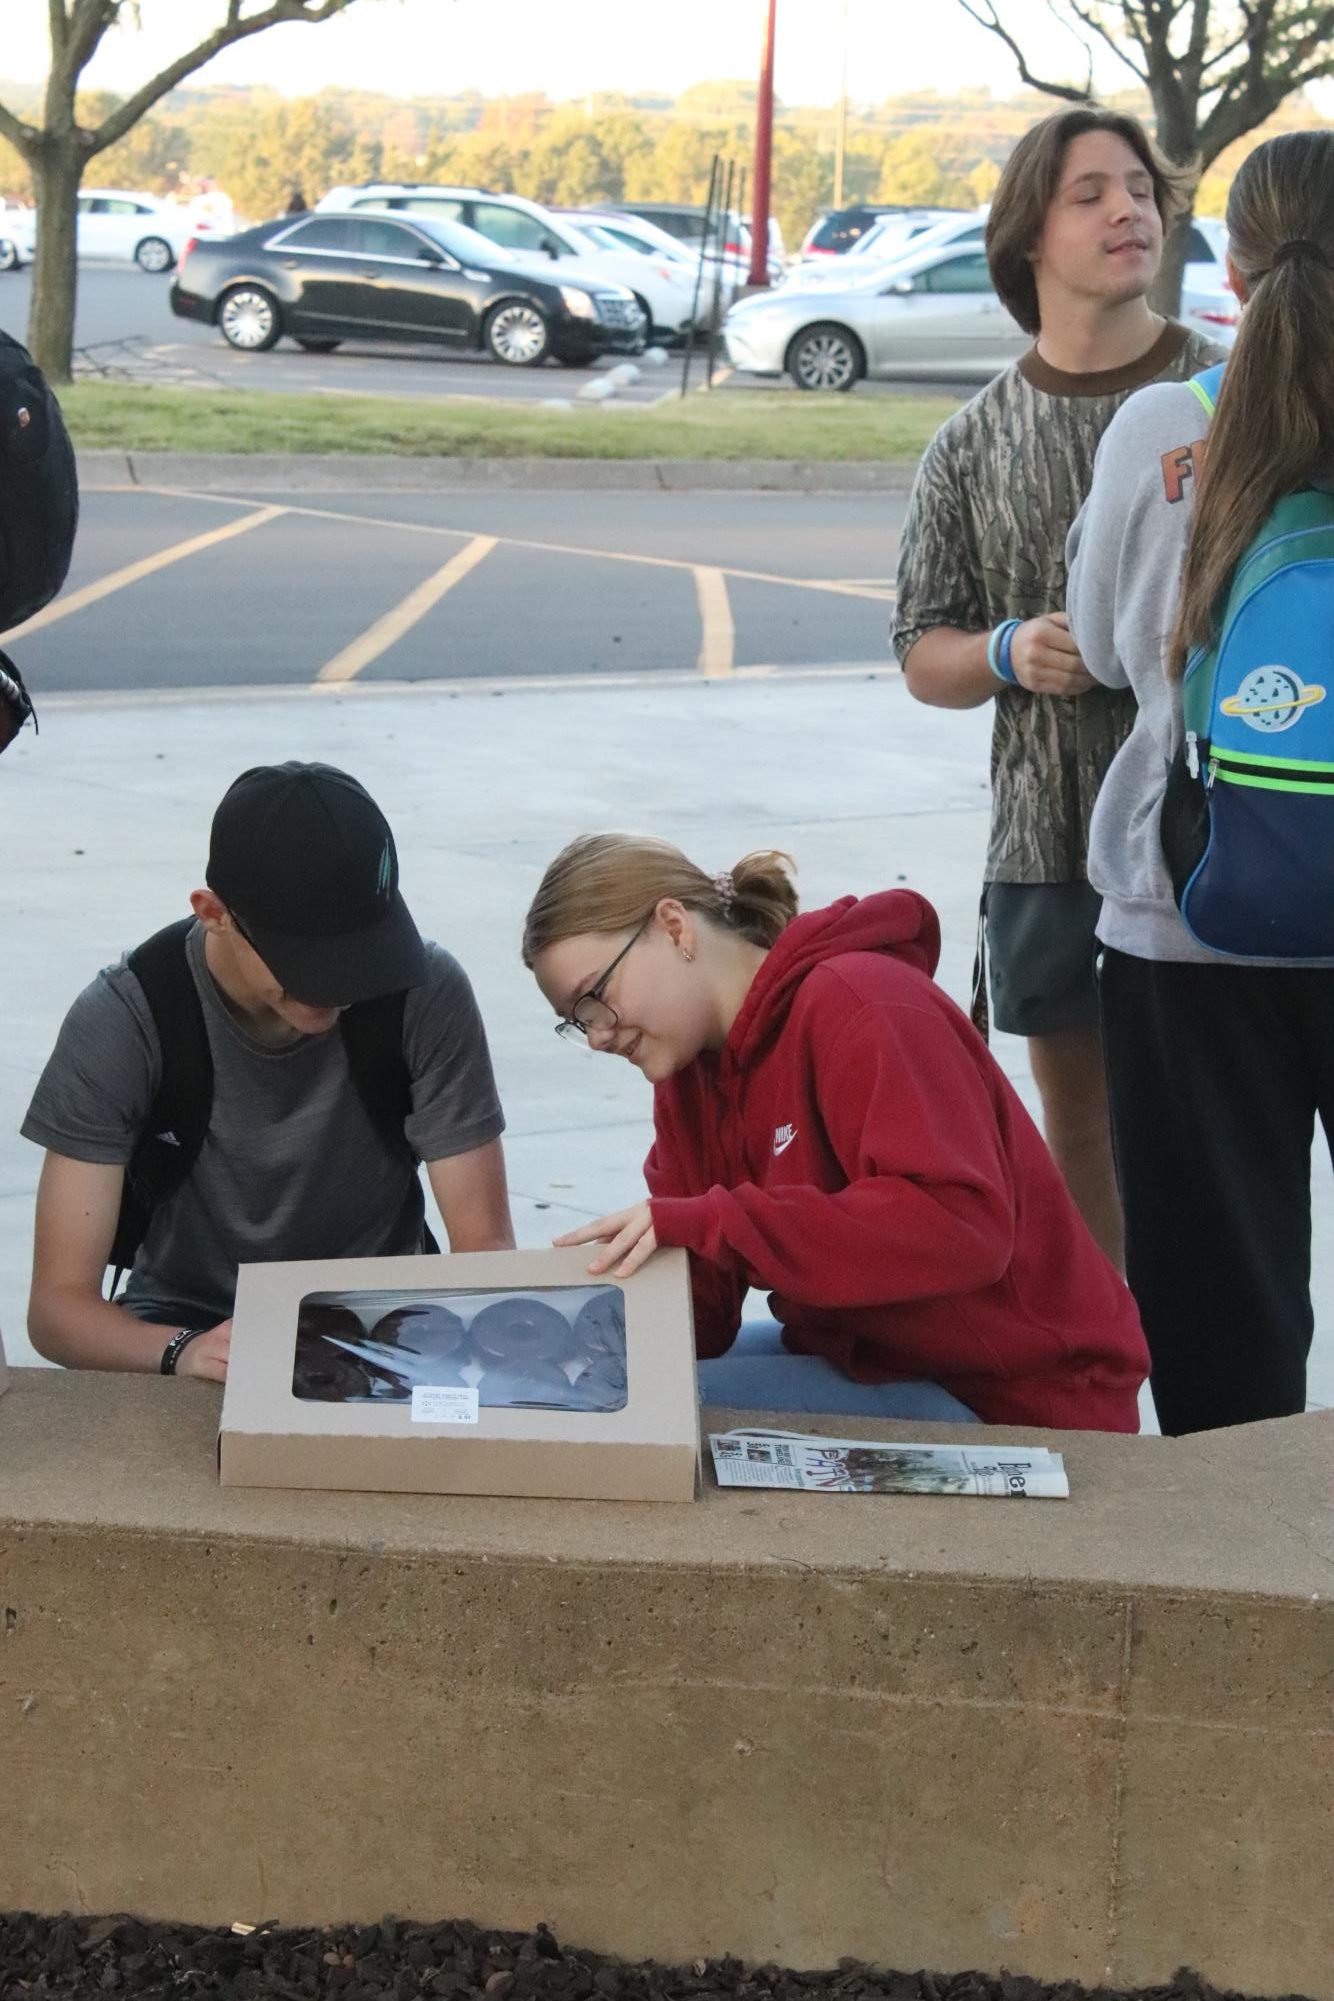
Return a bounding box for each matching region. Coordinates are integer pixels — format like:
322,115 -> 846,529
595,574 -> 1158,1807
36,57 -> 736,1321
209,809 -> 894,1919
2,668 -> 1330,1414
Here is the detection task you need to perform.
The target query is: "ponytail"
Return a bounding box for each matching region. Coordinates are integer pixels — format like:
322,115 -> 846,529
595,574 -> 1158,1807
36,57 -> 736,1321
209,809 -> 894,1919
522,835 -> 797,965
1169,131 -> 1334,677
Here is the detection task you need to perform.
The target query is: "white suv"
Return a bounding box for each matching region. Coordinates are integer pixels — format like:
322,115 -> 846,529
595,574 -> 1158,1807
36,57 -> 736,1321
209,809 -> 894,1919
318,183 -> 699,341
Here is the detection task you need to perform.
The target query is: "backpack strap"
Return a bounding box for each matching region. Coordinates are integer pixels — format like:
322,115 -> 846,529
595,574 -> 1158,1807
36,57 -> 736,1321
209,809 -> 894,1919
110,919 -> 213,1289
111,942 -> 437,1291
339,991 -> 439,1253
1188,361 -> 1226,419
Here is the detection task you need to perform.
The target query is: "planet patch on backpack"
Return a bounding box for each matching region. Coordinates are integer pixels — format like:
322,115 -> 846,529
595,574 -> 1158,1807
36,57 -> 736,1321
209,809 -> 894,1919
1220,666 -> 1326,733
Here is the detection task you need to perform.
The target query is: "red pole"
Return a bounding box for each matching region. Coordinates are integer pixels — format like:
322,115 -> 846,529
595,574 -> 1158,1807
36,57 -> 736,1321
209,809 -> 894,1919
747,0 -> 777,289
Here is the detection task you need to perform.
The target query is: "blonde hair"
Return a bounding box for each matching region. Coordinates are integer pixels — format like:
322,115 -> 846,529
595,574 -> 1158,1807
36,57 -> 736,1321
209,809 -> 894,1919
1169,130 -> 1334,677
522,834 -> 798,965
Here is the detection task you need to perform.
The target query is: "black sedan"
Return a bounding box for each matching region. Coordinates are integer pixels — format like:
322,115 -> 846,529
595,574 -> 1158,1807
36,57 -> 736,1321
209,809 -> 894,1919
168,211 -> 647,366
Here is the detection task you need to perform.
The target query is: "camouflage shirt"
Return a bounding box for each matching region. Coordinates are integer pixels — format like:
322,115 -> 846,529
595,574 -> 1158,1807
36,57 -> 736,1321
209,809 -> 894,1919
892,322 -> 1225,884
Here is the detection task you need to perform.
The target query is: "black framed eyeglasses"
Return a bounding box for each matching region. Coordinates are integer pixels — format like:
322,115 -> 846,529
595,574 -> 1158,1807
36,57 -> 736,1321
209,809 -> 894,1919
556,917 -> 651,1042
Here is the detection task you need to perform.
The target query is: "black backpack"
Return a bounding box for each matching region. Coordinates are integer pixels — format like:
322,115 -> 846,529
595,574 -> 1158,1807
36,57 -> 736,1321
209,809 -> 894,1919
0,328 -> 78,631
109,919 -> 435,1289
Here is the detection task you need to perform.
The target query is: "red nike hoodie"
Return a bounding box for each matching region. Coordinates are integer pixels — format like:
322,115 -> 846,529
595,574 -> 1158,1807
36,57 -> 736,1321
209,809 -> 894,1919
646,892 -> 1148,1432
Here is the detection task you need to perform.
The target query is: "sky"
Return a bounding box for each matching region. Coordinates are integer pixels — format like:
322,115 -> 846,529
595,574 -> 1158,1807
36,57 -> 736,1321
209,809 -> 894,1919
0,0 -> 1143,105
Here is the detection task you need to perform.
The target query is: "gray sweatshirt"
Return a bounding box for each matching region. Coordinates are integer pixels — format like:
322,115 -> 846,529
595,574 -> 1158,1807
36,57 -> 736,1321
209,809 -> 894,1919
1067,378 -> 1236,963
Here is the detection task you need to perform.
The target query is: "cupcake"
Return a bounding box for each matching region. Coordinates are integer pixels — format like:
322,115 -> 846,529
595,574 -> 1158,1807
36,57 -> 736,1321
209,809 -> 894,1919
469,1295 -> 576,1368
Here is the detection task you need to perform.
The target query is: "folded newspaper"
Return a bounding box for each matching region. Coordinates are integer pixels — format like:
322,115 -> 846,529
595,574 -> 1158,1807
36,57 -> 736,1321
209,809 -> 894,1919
709,1428 -> 1069,1498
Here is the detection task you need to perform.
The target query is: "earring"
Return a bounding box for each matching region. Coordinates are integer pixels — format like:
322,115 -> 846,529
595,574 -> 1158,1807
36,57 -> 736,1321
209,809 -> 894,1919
681,948 -> 693,963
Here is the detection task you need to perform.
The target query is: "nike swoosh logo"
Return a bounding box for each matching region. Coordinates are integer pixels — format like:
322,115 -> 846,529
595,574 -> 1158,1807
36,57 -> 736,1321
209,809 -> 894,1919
773,1132 -> 797,1156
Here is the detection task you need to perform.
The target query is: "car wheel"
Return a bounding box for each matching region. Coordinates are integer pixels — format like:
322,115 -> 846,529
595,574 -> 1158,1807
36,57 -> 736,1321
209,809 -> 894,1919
0,239 -> 17,274
296,337 -> 341,353
787,322 -> 865,392
218,285 -> 282,352
484,300 -> 552,367
135,236 -> 175,274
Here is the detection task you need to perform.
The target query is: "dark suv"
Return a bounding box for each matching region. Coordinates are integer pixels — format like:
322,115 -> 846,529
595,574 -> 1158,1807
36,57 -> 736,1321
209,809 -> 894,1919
169,211 -> 647,366
800,204 -> 969,258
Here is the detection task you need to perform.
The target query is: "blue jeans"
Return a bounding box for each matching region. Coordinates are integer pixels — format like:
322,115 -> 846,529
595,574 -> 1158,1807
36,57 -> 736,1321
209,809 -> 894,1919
696,1320 -> 979,1423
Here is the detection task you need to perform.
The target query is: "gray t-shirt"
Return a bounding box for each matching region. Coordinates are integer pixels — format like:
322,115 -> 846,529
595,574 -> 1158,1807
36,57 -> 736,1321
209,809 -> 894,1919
22,923 -> 505,1326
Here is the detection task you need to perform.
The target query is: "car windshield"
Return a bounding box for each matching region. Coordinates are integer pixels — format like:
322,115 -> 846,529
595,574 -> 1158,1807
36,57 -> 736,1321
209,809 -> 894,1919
390,212 -> 520,265
572,222 -> 637,255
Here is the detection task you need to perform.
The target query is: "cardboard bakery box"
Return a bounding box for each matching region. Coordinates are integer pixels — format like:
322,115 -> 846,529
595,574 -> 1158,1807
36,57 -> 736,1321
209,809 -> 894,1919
219,1245 -> 699,1502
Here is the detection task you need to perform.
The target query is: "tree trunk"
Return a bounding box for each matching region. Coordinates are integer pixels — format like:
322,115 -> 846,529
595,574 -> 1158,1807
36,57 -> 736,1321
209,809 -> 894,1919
27,138 -> 84,382
1150,210 -> 1191,318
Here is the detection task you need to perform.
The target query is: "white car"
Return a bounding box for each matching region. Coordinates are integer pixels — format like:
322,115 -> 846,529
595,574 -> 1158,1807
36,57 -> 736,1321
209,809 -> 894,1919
726,239 -> 1028,387
783,209 -> 989,290
72,189 -> 204,271
318,183 -> 700,342
556,207 -> 748,327
0,205 -> 35,272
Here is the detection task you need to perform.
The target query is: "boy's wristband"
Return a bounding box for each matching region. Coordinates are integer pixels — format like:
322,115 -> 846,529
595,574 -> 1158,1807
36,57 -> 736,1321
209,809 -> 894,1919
988,619 -> 1022,686
160,1327 -> 207,1375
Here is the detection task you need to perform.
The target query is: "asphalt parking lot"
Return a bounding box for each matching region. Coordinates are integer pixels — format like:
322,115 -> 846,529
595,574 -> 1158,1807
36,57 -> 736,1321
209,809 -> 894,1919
0,264 -> 968,406
7,484 -> 906,695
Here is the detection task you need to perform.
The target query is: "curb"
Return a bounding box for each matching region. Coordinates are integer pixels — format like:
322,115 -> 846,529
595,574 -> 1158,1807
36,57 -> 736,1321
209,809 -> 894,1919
76,450 -> 921,495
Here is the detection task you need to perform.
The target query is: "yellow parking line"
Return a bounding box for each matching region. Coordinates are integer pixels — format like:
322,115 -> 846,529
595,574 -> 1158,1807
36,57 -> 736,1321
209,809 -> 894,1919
140,488 -> 895,604
694,567 -> 735,678
4,505 -> 287,640
315,534 -> 497,684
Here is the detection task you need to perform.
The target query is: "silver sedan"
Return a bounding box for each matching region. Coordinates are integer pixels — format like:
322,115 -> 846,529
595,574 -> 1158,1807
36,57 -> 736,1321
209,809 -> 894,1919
723,241 -> 1031,390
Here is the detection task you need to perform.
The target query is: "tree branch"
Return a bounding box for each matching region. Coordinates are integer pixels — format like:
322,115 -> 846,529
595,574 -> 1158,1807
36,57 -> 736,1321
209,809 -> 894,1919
956,0 -> 1095,101
1055,0 -> 1150,84
0,99 -> 40,158
87,0 -> 354,155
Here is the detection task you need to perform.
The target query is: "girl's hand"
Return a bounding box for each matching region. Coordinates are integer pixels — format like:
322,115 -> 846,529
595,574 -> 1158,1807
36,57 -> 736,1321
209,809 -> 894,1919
554,1203 -> 659,1279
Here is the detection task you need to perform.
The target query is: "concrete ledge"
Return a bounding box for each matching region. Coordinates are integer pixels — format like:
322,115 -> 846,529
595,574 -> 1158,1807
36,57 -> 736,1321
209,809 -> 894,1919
1,1370 -> 1329,1995
75,450 -> 921,495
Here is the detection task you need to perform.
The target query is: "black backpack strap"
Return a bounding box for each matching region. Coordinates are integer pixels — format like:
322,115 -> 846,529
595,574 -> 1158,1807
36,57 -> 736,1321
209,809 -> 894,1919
340,991 -> 438,1252
109,919 -> 213,1288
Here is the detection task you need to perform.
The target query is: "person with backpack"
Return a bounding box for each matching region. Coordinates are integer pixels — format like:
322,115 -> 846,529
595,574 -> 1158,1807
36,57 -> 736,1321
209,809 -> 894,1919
893,109 -> 1227,1272
0,326 -> 79,754
522,834 -> 1149,1432
1065,131 -> 1334,1435
22,761 -> 513,1382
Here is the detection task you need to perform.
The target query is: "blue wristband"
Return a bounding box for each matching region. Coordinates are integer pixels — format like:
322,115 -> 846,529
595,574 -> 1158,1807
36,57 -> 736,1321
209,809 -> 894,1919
988,619 -> 1021,686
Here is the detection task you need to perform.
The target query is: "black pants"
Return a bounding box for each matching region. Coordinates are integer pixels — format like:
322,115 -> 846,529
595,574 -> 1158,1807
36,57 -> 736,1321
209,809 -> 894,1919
1099,947 -> 1334,1435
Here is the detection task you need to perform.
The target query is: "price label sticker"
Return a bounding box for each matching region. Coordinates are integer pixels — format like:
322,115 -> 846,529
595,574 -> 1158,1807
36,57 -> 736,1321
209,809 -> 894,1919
411,1385 -> 480,1425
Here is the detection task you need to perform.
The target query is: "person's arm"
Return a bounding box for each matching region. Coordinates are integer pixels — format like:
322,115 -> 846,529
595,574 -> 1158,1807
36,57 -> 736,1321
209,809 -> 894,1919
894,428 -> 1096,706
425,1138 -> 514,1252
28,1152 -> 230,1378
1066,398 -> 1171,693
642,1089 -> 746,1359
651,999 -> 1016,1313
903,614 -> 1098,708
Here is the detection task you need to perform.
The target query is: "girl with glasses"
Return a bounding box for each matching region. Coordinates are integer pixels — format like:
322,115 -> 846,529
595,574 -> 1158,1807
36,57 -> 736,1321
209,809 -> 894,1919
523,834 -> 1147,1430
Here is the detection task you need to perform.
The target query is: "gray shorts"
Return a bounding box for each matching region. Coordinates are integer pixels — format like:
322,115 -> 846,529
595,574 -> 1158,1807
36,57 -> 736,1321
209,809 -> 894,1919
983,880 -> 1102,1038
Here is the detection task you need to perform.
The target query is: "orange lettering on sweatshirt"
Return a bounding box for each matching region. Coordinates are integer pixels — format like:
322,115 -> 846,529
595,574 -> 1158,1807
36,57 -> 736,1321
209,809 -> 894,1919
1161,437 -> 1210,504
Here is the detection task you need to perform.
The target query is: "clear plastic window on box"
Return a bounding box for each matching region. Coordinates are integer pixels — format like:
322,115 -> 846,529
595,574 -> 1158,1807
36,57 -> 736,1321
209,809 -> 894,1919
292,1284 -> 628,1412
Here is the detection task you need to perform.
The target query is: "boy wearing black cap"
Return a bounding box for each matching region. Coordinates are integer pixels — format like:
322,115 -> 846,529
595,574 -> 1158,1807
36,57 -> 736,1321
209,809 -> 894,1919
22,762 -> 513,1382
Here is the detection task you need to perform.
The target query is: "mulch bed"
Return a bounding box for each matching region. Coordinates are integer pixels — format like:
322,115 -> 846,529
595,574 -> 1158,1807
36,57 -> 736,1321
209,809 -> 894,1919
0,1916 -> 1311,2001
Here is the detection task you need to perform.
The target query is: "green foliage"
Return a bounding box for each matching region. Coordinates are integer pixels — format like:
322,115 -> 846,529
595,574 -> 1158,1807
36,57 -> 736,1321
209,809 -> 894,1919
7,74 -> 1329,250
59,380 -> 959,462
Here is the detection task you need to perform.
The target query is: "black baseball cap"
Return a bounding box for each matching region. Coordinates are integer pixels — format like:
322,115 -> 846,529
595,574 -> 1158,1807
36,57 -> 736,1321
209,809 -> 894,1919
205,762 -> 426,1006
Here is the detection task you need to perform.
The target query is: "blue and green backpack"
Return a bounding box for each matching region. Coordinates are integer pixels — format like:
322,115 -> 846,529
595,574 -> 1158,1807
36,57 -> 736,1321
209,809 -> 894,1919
1160,363 -> 1334,960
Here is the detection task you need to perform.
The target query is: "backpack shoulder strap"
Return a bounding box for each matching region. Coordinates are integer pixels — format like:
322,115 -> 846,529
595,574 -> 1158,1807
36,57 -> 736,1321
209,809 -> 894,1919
340,989 -> 416,1158
109,919 -> 213,1281
1188,362 -> 1226,419
340,991 -> 438,1253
